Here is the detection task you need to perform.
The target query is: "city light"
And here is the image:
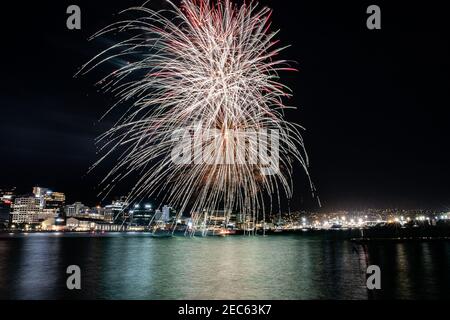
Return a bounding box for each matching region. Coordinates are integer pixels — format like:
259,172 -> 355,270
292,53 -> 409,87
2,186 -> 449,235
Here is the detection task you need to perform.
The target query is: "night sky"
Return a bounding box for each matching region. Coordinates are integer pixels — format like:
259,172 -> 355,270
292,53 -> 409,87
0,1 -> 449,210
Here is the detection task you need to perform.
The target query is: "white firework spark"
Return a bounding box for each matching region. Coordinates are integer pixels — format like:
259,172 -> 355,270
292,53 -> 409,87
79,0 -> 313,230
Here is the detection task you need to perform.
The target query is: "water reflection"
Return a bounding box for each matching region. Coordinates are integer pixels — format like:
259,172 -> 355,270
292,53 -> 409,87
0,234 -> 448,299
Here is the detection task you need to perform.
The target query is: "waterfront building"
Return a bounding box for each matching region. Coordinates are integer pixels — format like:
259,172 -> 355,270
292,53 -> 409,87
65,217 -> 125,232
38,208 -> 59,221
0,187 -> 15,227
0,200 -> 11,228
11,196 -> 41,224
94,222 -> 124,232
35,188 -> 66,225
104,197 -> 129,223
130,203 -> 154,227
47,192 -> 65,203
154,209 -> 162,221
32,186 -> 48,200
90,205 -> 105,216
162,205 -> 171,222
32,187 -> 65,209
85,210 -> 105,221
10,187 -> 66,225
66,217 -> 101,231
42,189 -> 66,225
66,205 -> 106,221
65,202 -> 88,217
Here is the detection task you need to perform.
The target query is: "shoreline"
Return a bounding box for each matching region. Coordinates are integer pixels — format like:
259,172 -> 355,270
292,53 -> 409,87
1,227 -> 449,242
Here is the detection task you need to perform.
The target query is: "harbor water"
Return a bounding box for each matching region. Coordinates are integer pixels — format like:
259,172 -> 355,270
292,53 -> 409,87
0,233 -> 448,299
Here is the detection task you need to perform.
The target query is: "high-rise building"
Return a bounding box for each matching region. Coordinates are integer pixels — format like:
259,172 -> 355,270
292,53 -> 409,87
11,196 -> 41,224
130,203 -> 154,226
154,209 -> 162,221
11,187 -> 66,225
162,205 -> 171,222
0,201 -> 11,228
41,189 -> 65,210
0,187 -> 15,227
104,197 -> 128,223
32,186 -> 48,198
48,192 -> 65,203
34,187 -> 66,223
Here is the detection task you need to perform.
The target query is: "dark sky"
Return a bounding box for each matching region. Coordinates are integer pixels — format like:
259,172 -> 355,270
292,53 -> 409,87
0,1 -> 449,210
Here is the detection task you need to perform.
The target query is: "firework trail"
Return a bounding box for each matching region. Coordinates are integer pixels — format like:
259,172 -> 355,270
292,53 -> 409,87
79,0 -> 313,232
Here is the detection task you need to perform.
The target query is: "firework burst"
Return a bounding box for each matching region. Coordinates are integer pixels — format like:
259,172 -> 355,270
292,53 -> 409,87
79,0 -> 313,231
